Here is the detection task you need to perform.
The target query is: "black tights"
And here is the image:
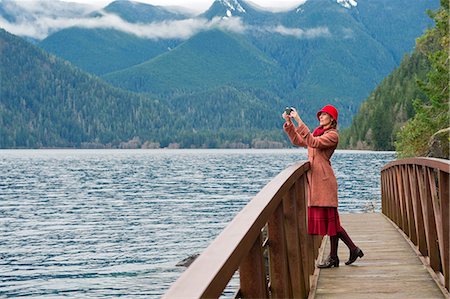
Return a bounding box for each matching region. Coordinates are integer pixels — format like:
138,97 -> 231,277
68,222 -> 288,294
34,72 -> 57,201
330,227 -> 357,257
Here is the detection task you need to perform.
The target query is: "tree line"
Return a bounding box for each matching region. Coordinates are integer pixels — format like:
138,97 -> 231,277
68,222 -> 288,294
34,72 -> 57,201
340,0 -> 448,158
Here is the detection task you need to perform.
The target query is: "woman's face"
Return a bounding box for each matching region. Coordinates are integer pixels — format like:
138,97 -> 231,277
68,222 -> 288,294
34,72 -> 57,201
319,112 -> 333,127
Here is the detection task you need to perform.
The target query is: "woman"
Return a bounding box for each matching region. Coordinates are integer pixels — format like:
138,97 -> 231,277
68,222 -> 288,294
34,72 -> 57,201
282,105 -> 363,268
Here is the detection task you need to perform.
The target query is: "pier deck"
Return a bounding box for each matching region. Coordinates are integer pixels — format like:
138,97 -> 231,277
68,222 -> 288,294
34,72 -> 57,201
311,213 -> 446,298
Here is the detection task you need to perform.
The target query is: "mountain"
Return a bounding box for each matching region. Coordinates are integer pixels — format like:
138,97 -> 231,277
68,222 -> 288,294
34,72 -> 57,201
348,0 -> 434,63
254,0 -> 397,125
0,29 -> 173,148
100,0 -> 437,127
339,51 -> 430,150
102,0 -> 188,22
0,0 -> 441,148
40,27 -> 179,75
0,29 -> 288,148
38,1 -> 186,75
340,0 -> 448,155
102,29 -> 289,95
201,0 -> 275,22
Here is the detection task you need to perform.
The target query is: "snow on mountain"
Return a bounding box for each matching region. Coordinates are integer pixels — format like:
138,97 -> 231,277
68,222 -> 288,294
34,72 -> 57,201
337,0 -> 357,9
219,0 -> 246,17
221,0 -> 246,13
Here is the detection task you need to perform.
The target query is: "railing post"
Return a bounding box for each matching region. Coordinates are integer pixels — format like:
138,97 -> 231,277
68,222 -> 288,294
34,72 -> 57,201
402,165 -> 417,243
438,170 -> 449,290
267,202 -> 291,298
387,168 -> 394,220
391,168 -> 401,226
387,168 -> 395,224
381,170 -> 387,216
283,186 -> 307,298
427,168 -> 447,289
295,178 -> 311,294
395,166 -> 407,231
409,165 -> 428,256
239,233 -> 268,298
418,167 -> 441,271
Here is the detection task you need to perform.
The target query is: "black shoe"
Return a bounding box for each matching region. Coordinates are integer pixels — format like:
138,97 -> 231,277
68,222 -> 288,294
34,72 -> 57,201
318,255 -> 339,268
345,247 -> 364,265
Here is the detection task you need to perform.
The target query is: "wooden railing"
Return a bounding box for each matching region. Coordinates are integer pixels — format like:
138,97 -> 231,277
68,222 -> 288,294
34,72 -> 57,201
381,157 -> 449,292
163,161 -> 322,298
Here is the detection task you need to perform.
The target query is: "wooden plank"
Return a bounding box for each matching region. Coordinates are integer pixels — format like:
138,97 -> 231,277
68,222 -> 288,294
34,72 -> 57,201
313,213 -> 447,298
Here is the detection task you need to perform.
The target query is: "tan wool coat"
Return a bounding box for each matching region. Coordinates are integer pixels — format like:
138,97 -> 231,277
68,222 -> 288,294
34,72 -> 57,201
283,122 -> 339,207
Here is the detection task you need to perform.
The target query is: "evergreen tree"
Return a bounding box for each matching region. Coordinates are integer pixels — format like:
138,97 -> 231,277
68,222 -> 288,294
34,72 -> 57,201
395,0 -> 449,157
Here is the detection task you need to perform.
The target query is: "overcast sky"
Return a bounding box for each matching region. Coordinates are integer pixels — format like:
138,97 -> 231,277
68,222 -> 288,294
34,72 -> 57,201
62,0 -> 307,13
1,0 -> 319,40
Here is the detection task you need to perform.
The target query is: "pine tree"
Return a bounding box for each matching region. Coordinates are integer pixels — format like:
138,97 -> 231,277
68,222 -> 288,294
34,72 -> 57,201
395,0 -> 449,157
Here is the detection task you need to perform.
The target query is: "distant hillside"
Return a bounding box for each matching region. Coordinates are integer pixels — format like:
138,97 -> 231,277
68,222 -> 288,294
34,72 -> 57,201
0,29 -> 288,148
38,1 -> 186,75
40,27 -> 179,75
340,0 -> 448,154
339,51 -> 431,150
0,29 -> 173,148
102,29 -> 289,95
102,0 -> 187,22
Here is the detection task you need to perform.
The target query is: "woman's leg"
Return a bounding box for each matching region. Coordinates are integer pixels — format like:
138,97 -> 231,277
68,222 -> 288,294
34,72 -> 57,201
330,235 -> 339,257
337,226 -> 364,265
337,227 -> 357,251
318,235 -> 339,268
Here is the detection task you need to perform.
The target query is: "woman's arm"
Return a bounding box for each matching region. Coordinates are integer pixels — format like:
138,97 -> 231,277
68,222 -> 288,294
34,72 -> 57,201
282,109 -> 307,147
283,122 -> 307,147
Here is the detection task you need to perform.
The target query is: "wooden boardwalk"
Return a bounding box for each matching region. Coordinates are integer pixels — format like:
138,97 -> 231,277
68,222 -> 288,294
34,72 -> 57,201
164,159 -> 449,298
311,213 -> 447,299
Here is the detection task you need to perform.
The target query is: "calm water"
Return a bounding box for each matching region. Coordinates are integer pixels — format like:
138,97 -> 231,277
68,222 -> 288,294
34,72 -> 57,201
0,149 -> 395,298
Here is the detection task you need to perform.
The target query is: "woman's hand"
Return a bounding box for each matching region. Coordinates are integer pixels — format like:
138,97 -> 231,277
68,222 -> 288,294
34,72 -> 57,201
290,108 -> 299,120
289,108 -> 303,126
282,111 -> 292,123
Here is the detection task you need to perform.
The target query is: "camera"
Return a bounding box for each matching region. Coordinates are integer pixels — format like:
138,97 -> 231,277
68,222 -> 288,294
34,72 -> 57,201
285,107 -> 294,115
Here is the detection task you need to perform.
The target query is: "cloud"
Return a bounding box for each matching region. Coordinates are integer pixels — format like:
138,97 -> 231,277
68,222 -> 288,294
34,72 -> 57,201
0,1 -> 327,41
267,25 -> 331,38
2,0 -> 96,19
0,12 -> 246,40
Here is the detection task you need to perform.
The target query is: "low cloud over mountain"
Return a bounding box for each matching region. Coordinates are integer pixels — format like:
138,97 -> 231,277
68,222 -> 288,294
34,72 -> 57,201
0,0 -> 332,40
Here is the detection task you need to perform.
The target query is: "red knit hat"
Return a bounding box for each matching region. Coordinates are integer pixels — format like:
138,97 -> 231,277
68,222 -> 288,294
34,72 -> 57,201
317,105 -> 338,123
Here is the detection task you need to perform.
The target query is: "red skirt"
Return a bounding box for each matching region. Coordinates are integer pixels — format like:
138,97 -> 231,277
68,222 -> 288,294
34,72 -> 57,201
308,206 -> 342,236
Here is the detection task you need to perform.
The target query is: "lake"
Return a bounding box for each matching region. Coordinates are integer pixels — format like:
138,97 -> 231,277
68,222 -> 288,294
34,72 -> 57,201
0,149 -> 395,298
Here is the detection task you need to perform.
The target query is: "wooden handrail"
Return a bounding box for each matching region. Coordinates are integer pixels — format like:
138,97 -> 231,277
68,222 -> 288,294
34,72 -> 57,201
163,161 -> 322,298
381,157 -> 449,293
